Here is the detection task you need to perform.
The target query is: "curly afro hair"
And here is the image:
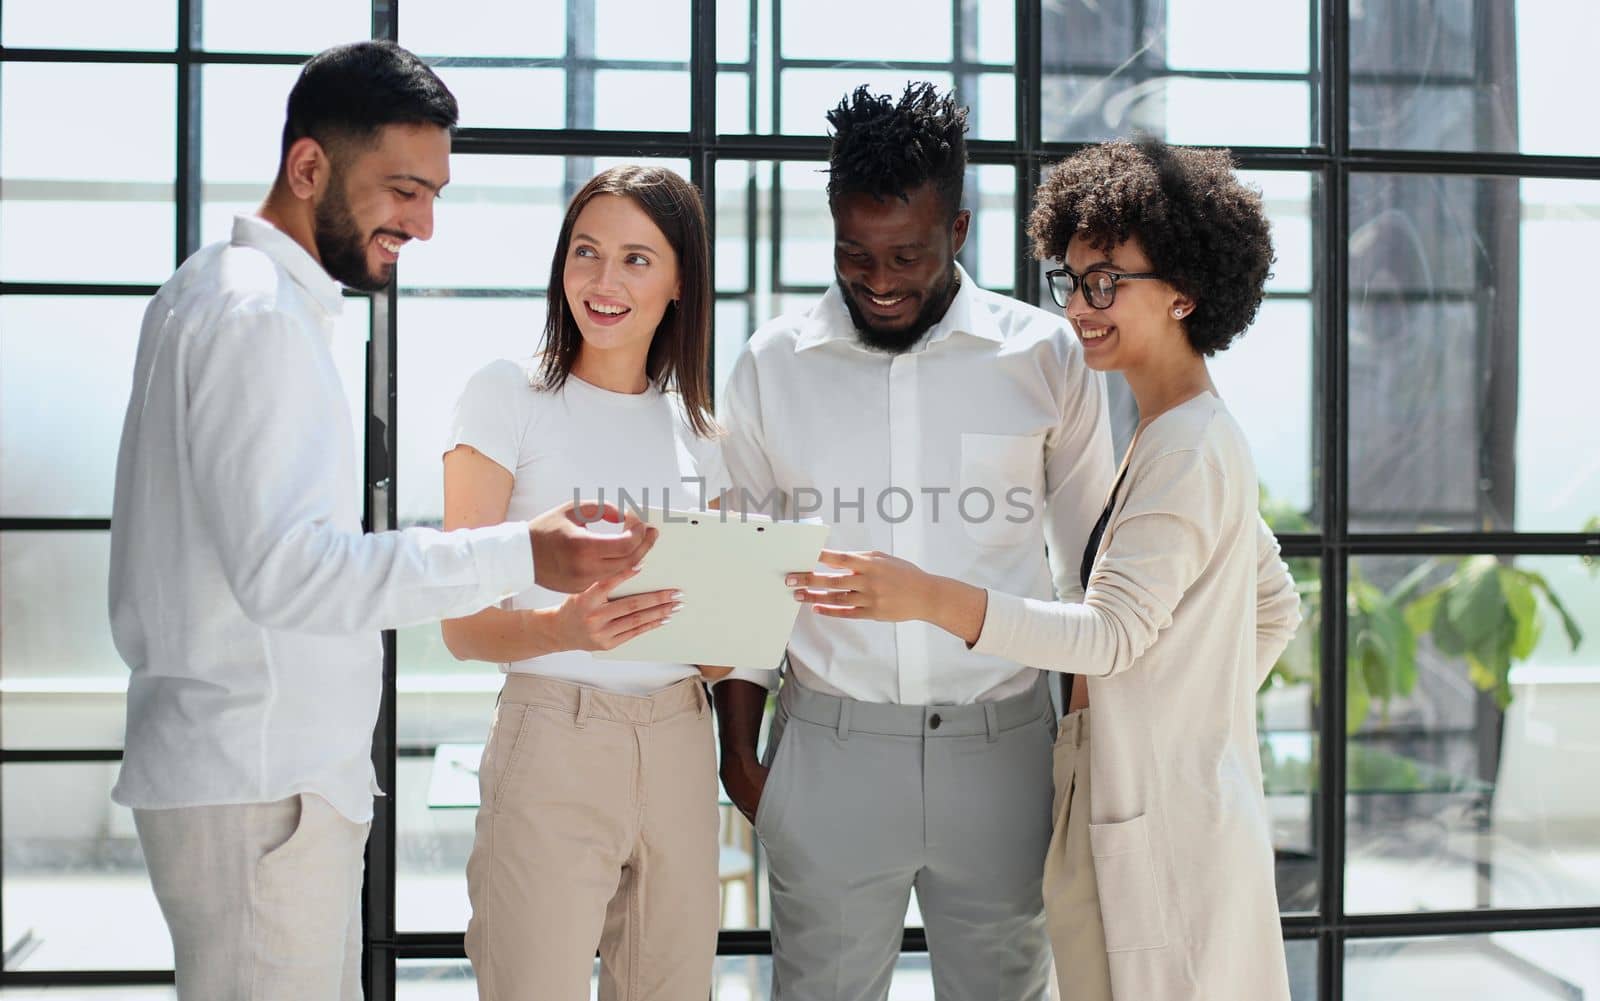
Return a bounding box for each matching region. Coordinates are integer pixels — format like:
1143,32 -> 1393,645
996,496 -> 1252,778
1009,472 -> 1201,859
826,82 -> 969,219
1028,137 -> 1274,356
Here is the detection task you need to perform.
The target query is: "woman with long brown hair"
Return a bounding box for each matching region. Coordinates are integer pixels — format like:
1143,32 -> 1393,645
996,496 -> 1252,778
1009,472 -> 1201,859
441,164 -> 728,1000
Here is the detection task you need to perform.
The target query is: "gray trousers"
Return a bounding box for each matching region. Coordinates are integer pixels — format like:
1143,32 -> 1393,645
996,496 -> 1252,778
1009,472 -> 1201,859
754,678 -> 1056,1001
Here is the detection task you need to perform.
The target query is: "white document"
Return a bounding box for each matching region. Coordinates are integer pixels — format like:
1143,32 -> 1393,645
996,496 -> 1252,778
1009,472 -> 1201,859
593,509 -> 830,670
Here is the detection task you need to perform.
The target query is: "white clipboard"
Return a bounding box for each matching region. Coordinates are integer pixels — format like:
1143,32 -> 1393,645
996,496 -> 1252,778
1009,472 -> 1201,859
592,509 -> 830,670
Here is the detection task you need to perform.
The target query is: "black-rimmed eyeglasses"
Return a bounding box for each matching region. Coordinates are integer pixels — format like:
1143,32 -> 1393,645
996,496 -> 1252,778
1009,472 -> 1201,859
1045,266 -> 1164,310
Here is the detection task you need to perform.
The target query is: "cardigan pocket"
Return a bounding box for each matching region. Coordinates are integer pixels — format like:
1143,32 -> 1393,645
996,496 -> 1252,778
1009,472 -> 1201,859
1089,813 -> 1169,952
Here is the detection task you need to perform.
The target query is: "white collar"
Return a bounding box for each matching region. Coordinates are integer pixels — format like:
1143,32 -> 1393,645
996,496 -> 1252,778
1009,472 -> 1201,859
793,264 -> 1003,353
230,215 -> 346,316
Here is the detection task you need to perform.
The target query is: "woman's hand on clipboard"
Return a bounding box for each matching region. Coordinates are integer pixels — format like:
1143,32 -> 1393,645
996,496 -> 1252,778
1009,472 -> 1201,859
789,549 -> 990,646
787,549 -> 935,623
549,566 -> 682,652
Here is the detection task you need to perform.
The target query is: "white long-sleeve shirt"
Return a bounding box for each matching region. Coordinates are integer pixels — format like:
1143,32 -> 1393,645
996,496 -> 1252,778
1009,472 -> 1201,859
718,266 -> 1114,704
974,391 -> 1301,1001
109,215 -> 535,823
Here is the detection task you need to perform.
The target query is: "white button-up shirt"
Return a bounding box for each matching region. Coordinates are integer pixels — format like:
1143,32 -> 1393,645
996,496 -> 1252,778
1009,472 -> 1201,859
109,215 -> 535,823
719,266 -> 1114,704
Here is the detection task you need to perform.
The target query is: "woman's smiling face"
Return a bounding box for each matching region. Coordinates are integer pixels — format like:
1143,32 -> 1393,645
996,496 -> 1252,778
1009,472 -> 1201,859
1061,233 -> 1191,372
562,193 -> 681,355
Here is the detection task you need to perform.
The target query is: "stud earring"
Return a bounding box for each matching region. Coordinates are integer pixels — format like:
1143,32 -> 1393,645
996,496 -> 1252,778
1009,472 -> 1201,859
1173,308 -> 1188,318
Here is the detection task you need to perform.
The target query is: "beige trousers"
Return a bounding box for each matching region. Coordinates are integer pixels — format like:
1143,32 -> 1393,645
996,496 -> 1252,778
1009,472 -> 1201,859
1046,709 -> 1114,1001
465,675 -> 720,1001
134,793 -> 369,1001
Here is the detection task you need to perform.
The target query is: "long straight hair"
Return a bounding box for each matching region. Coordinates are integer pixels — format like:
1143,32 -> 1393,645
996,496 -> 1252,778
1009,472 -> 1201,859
536,165 -> 718,438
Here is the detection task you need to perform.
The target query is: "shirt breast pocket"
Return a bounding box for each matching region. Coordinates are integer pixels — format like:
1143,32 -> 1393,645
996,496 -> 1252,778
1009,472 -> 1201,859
958,432 -> 1044,549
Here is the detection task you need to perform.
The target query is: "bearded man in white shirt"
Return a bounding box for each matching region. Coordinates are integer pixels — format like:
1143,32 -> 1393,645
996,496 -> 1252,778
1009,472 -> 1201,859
713,82 -> 1116,1001
108,41 -> 653,1001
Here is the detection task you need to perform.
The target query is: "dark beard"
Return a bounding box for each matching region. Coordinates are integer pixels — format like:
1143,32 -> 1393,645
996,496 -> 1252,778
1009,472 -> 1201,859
840,267 -> 960,354
314,175 -> 388,292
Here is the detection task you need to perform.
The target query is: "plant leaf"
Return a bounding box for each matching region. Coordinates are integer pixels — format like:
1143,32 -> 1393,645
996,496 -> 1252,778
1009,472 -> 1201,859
1370,598 -> 1417,697
1466,652 -> 1497,694
1466,630 -> 1516,709
1438,556 -> 1505,649
1390,557 -> 1443,605
1524,570 -> 1585,651
1359,636 -> 1390,702
1499,568 -> 1542,660
1430,602 -> 1469,656
1350,574 -> 1384,613
1404,588 -> 1443,638
1346,652 -> 1371,734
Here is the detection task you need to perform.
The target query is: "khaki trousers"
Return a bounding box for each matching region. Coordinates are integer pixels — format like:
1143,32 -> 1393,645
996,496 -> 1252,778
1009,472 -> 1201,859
134,793 -> 369,1001
465,675 -> 720,1001
1046,709 -> 1114,1001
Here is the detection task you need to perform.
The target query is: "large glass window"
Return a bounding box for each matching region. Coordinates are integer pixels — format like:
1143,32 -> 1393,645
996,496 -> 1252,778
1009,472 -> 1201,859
0,298 -> 147,519
1,763 -> 166,972
1348,174 -> 1600,533
0,534 -> 128,752
400,0 -> 692,132
1346,929 -> 1600,999
1349,1 -> 1600,157
0,64 -> 175,284
1345,555 -> 1600,914
1,1 -> 1594,996
1039,0 -> 1317,147
715,0 -> 1015,139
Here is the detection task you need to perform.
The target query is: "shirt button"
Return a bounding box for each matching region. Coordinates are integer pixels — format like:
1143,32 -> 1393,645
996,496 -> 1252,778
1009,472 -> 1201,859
929,713 -> 943,730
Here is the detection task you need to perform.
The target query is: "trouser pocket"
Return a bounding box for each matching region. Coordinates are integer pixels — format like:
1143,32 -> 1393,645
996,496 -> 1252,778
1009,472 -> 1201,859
753,704 -> 795,838
253,794 -> 368,997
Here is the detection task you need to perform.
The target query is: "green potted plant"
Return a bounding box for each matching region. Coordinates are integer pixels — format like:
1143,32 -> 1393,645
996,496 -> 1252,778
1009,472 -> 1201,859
1261,492 -> 1587,733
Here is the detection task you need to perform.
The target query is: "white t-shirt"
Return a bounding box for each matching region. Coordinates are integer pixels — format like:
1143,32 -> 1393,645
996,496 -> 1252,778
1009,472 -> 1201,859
449,357 -> 728,694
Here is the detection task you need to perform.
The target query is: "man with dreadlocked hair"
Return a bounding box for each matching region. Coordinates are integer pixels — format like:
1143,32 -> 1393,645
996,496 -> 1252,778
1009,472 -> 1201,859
821,82 -> 969,350
711,82 -> 1115,1001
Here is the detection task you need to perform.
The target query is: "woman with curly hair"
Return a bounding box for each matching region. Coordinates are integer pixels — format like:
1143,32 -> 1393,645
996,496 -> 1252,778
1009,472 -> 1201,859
784,137 -> 1302,1000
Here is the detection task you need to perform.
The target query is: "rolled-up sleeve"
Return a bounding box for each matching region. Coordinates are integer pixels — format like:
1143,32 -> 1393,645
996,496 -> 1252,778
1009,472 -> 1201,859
187,309 -> 534,635
1253,516 -> 1302,686
973,448 -> 1224,677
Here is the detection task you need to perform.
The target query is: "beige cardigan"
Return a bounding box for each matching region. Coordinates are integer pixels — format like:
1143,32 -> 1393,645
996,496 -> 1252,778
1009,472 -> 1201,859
975,392 -> 1301,1001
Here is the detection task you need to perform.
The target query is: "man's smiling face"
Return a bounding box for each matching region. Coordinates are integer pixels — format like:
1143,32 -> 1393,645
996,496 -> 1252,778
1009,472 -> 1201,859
314,122 -> 450,291
830,182 -> 969,353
